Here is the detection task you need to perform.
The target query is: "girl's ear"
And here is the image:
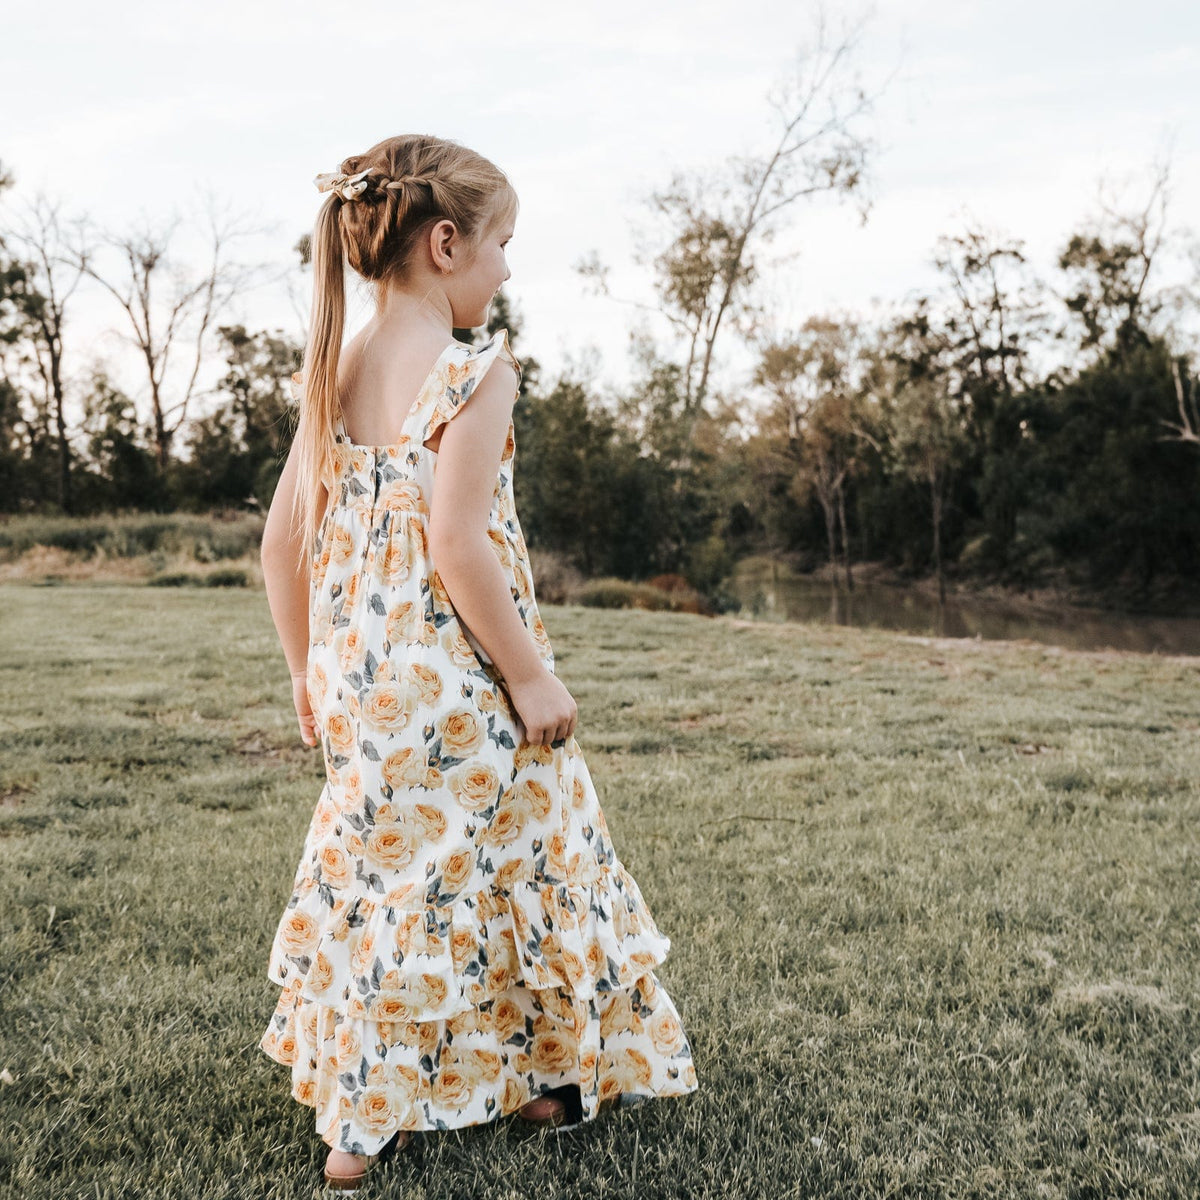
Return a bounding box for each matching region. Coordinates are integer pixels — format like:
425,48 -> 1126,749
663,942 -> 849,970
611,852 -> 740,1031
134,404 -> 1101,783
430,219 -> 457,275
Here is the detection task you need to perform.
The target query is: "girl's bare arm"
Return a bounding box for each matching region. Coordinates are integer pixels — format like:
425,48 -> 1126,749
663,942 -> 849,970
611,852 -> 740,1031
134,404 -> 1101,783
261,438 -> 328,679
428,361 -> 547,689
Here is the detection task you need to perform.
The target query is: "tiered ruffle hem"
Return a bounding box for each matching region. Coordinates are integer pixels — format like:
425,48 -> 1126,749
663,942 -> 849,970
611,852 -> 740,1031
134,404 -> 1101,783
259,855 -> 698,1152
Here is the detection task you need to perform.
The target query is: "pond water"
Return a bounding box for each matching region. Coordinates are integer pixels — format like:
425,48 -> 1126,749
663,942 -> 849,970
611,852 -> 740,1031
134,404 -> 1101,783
728,565 -> 1200,657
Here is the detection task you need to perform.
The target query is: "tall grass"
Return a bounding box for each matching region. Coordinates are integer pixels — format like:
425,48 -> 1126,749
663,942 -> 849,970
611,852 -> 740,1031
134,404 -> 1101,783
1,585 -> 1198,1198
0,511 -> 264,561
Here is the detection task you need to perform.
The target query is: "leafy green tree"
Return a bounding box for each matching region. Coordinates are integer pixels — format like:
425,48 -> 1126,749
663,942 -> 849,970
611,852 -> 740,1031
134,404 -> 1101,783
173,324 -> 302,511
0,160 -> 38,512
925,222 -> 1048,568
753,315 -> 877,587
1057,163 -> 1170,359
76,368 -> 163,511
3,196 -> 91,513
1027,336 -> 1200,595
515,374 -> 622,576
613,346 -> 730,580
871,313 -> 973,601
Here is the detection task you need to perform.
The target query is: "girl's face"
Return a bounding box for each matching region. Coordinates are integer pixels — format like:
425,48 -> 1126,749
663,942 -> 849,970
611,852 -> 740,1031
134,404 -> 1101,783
451,218 -> 514,328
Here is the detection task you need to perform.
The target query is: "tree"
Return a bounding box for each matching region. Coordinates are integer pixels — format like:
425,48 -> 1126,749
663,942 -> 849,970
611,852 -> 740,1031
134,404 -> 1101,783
1161,358 -> 1200,449
932,220 -> 1045,429
1031,336 -> 1200,594
77,367 -> 162,511
0,159 -> 40,510
67,193 -> 274,472
1,194 -> 92,512
927,219 -> 1048,565
1056,160 -> 1171,359
175,324 -> 304,512
753,314 -> 876,588
515,373 -> 621,576
886,374 -> 966,604
578,2 -> 887,429
875,313 -> 972,603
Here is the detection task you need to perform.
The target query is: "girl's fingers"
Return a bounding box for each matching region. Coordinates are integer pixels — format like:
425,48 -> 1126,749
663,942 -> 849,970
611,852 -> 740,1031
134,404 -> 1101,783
291,672 -> 317,746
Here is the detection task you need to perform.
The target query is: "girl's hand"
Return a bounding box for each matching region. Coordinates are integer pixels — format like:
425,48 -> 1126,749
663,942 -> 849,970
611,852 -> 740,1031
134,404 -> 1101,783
505,667 -> 578,747
291,668 -> 318,747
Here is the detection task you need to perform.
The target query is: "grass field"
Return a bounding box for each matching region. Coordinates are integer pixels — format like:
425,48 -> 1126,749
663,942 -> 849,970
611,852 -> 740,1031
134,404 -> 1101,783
1,583 -> 1198,1199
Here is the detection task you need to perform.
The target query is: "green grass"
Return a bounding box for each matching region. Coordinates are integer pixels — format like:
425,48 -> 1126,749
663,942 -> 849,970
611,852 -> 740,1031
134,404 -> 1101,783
1,584 -> 1199,1198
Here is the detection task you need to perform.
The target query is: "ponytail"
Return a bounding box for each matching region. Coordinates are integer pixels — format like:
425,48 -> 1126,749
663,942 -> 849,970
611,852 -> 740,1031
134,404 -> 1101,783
288,195 -> 346,574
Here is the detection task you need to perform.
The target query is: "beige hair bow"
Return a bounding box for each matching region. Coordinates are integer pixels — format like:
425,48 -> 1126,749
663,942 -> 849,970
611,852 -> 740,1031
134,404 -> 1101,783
314,168 -> 374,201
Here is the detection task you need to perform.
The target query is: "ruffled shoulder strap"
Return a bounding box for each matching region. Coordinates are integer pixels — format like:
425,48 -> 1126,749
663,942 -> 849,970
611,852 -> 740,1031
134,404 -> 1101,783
472,326 -> 523,389
423,328 -> 522,445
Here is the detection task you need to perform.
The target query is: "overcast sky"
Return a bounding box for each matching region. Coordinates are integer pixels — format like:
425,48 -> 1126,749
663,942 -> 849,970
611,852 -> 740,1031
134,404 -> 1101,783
4,0 -> 1198,416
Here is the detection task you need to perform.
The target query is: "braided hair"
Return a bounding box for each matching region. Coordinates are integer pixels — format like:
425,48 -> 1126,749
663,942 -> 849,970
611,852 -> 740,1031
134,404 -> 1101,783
287,134 -> 518,573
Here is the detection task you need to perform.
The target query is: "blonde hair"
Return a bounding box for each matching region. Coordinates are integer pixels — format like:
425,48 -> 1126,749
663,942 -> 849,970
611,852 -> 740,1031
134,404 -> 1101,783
288,133 -> 518,571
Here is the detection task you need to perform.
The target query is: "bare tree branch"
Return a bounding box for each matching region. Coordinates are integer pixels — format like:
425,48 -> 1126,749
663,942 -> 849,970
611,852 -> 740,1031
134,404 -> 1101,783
1160,357 -> 1200,446
578,0 -> 892,470
66,193 -> 274,469
3,193 -> 91,510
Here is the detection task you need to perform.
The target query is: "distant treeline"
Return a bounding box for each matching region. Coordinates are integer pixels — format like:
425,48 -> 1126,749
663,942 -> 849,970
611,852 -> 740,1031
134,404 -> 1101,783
2,172 -> 1198,612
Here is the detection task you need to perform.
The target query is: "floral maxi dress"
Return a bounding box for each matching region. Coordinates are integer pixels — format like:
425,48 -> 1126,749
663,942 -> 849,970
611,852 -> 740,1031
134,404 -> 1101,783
259,328 -> 699,1154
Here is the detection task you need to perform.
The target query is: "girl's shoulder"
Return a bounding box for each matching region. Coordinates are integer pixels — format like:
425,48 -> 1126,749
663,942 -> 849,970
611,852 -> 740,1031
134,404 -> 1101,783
429,328 -> 522,430
422,329 -> 522,454
454,327 -> 522,389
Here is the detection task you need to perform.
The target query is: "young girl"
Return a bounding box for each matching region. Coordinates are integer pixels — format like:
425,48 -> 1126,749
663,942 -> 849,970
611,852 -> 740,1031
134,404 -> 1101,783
257,134 -> 699,1192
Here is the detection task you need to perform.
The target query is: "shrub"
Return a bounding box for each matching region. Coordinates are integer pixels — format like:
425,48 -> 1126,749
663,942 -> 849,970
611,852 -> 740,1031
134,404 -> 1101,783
576,577 -> 698,612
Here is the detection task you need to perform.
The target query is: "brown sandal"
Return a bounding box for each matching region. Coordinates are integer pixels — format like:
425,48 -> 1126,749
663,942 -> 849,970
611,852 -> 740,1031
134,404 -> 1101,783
518,1094 -> 570,1127
517,1086 -> 618,1132
323,1130 -> 411,1192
